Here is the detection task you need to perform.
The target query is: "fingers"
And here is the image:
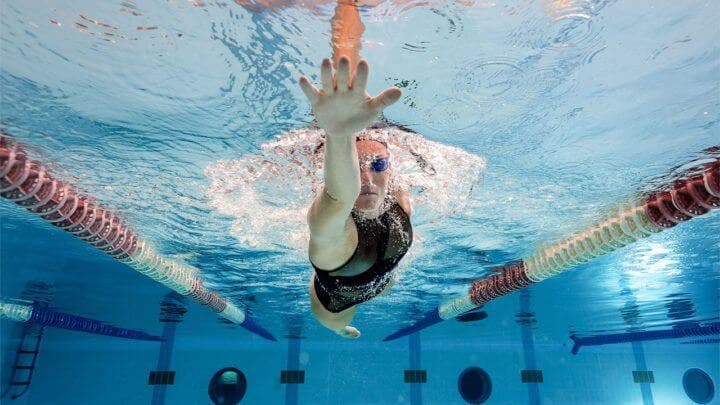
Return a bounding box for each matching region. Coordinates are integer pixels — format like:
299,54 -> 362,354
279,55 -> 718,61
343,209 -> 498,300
368,87 -> 402,111
298,76 -> 319,104
352,59 -> 369,92
320,58 -> 333,92
336,56 -> 350,91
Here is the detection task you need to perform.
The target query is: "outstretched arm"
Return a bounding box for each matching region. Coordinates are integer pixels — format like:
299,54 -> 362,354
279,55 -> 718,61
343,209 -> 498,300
300,57 -> 401,244
299,1 -> 400,266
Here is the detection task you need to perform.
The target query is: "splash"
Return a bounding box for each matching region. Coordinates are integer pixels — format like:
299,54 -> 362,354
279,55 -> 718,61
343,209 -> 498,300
205,126 -> 486,252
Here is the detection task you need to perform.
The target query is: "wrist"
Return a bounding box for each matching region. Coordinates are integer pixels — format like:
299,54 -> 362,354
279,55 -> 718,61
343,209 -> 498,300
323,127 -> 354,139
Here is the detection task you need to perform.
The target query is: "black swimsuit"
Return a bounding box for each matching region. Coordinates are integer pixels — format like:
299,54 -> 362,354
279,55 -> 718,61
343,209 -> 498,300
312,201 -> 413,313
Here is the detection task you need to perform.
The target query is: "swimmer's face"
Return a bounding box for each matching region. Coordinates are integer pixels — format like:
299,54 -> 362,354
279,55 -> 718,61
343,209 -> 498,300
354,140 -> 390,216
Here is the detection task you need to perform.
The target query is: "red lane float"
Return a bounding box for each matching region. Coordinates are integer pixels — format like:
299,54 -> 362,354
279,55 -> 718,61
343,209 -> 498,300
523,160 -> 719,283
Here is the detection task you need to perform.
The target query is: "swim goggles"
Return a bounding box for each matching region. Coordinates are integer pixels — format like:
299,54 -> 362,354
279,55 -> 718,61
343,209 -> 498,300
360,156 -> 389,172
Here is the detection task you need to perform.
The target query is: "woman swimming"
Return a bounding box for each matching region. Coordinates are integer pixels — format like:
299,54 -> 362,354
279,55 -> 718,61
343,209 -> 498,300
298,2 -> 414,338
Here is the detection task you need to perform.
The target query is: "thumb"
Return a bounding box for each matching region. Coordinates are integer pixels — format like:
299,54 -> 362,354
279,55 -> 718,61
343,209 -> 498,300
369,87 -> 402,111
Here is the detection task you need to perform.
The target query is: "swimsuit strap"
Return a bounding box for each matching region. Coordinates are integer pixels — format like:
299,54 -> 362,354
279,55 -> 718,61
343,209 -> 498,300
375,209 -> 391,260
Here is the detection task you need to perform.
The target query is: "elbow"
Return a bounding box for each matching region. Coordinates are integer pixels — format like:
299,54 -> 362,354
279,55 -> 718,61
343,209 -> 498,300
324,186 -> 359,207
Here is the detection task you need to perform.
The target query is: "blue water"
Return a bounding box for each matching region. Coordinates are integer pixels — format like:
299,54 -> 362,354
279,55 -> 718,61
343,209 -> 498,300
1,0 -> 718,404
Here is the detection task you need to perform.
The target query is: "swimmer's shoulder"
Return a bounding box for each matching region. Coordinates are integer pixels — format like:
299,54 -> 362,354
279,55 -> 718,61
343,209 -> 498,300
308,209 -> 358,272
392,190 -> 412,218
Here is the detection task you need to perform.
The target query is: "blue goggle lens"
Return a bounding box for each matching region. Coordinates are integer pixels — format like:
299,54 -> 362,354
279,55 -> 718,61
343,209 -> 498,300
370,157 -> 389,172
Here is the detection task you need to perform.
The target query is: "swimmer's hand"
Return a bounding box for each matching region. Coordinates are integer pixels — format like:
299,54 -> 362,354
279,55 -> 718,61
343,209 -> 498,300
336,325 -> 361,339
299,57 -> 402,137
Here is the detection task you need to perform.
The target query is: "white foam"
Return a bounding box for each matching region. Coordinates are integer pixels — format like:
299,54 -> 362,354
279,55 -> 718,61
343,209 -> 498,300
204,127 -> 486,255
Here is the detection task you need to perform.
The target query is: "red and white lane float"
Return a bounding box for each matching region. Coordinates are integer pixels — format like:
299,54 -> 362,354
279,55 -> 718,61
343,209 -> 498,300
385,156 -> 720,341
0,132 -> 275,341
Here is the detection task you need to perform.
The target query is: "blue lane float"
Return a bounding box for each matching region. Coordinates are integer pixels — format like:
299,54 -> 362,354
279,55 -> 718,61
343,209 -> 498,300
569,322 -> 720,354
384,310 -> 443,342
239,316 -> 277,342
681,338 -> 720,345
1,300 -> 162,342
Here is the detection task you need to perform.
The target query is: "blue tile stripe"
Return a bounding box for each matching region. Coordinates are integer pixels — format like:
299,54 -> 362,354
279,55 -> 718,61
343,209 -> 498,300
409,332 -> 422,405
520,290 -> 541,405
151,321 -> 178,405
632,342 -> 654,405
285,337 -> 301,404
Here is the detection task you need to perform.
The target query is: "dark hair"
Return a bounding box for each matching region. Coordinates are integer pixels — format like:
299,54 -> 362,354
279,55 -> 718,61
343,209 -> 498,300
370,114 -> 418,134
312,115 -> 416,155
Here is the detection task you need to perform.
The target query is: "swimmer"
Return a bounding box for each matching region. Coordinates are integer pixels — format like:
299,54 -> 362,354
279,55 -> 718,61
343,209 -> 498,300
300,62 -> 413,338
234,0 -> 437,338
214,2 -> 485,337
304,101 -> 413,339
297,2 -> 414,338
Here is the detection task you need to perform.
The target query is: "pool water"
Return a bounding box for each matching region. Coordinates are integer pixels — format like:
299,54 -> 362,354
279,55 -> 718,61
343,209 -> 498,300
1,0 -> 718,404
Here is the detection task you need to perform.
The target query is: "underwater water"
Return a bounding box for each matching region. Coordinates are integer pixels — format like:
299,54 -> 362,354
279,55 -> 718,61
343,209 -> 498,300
1,0 -> 718,404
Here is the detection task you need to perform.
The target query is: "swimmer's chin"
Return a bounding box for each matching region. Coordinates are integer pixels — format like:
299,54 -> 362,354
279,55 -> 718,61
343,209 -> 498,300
353,205 -> 382,219
354,195 -> 381,211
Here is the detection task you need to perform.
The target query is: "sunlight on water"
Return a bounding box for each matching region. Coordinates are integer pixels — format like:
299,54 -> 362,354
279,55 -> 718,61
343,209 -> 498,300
620,241 -> 681,302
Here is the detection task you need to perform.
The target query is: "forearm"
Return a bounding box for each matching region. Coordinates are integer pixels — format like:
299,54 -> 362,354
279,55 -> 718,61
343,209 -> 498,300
323,133 -> 361,203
